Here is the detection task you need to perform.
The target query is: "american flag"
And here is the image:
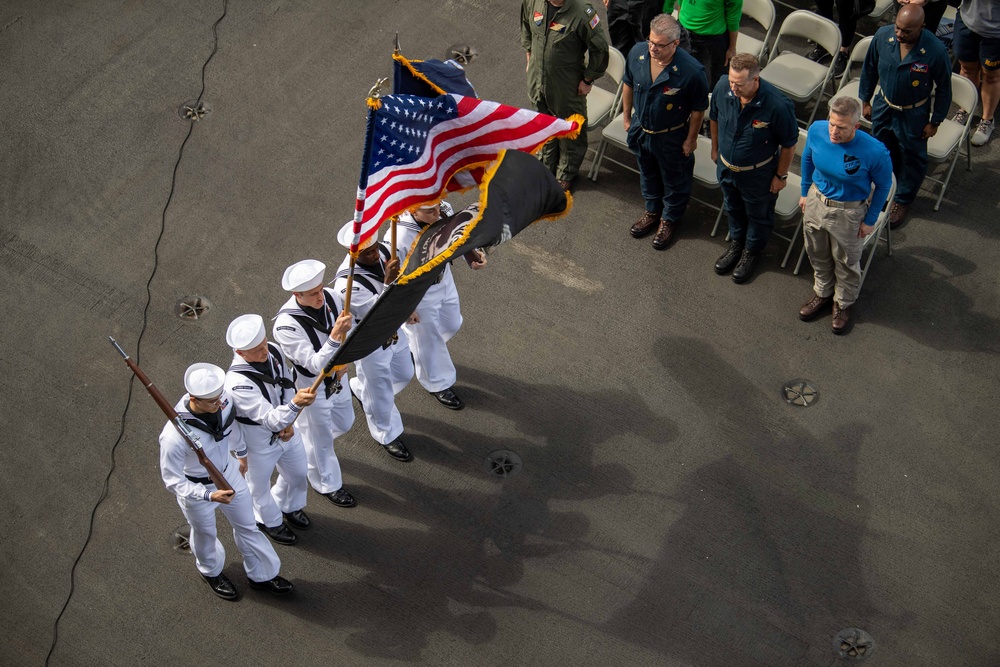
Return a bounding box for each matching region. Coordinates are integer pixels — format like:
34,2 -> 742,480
349,93 -> 581,251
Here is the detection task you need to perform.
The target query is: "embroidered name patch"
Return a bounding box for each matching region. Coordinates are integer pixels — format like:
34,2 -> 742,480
752,120 -> 769,129
910,63 -> 928,73
276,325 -> 297,332
233,385 -> 255,391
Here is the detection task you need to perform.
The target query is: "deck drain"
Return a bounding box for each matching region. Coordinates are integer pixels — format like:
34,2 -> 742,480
483,450 -> 522,479
175,296 -> 211,320
834,628 -> 875,661
177,99 -> 209,120
171,524 -> 192,553
782,379 -> 818,407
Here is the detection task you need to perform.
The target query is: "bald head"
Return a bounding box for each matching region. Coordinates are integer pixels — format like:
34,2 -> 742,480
895,4 -> 925,44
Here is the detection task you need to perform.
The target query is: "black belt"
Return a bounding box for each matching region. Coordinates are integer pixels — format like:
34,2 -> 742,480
186,464 -> 228,485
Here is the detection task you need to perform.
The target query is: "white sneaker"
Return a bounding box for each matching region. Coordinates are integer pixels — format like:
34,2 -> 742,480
952,108 -> 969,125
971,118 -> 994,146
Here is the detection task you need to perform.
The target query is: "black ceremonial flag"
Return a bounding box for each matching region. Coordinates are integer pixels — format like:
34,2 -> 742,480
327,149 -> 569,367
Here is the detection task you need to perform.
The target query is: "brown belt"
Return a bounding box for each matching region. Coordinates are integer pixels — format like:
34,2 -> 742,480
810,185 -> 866,210
641,121 -> 687,134
719,153 -> 775,173
880,90 -> 928,111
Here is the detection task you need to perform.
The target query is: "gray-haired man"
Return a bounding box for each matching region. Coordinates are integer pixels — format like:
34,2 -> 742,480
798,96 -> 894,334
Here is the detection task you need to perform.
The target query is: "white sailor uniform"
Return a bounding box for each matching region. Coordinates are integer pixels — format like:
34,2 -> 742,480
333,244 -> 414,444
272,290 -> 354,494
224,344 -> 308,528
158,394 -> 281,583
391,206 -> 463,393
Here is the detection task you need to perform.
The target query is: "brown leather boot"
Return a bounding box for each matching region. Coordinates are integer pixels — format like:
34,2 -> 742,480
799,294 -> 833,321
832,302 -> 851,334
652,219 -> 676,250
630,211 -> 660,238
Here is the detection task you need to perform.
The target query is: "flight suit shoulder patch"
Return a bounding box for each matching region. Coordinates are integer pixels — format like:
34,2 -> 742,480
588,14 -> 600,29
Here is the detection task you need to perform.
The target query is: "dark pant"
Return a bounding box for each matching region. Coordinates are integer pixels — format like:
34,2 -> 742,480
871,101 -> 928,205
719,166 -> 779,251
687,31 -> 730,91
607,0 -> 661,57
629,127 -> 694,221
815,0 -> 858,49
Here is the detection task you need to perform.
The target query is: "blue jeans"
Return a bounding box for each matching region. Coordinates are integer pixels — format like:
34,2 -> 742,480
629,127 -> 694,221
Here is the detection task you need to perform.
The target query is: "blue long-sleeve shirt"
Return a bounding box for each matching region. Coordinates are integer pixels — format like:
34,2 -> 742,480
801,121 -> 894,226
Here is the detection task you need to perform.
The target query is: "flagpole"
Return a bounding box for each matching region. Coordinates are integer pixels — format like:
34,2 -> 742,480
390,215 -> 398,262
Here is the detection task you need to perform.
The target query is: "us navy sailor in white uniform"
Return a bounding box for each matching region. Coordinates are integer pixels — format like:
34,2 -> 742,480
224,314 -> 317,546
334,222 -> 414,462
271,260 -> 357,507
391,200 -> 487,410
159,362 -> 292,600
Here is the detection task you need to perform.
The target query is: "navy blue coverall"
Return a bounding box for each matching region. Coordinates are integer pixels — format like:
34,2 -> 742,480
859,25 -> 952,206
710,76 -> 798,251
623,43 -> 710,221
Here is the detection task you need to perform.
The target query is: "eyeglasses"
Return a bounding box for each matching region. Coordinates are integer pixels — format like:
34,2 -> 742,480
647,39 -> 676,50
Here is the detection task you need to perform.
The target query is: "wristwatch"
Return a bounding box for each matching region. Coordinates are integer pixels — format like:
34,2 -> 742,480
776,173 -> 788,181
582,78 -> 594,85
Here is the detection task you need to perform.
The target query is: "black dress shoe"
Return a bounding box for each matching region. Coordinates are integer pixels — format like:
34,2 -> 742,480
732,249 -> 761,284
248,575 -> 294,596
382,439 -> 412,462
283,509 -> 310,529
257,522 -> 298,546
202,573 -> 238,601
430,387 -> 464,410
714,241 -> 744,275
324,488 -> 356,508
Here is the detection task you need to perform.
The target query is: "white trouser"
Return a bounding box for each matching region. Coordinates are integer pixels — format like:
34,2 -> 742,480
296,385 -> 354,494
175,462 -> 281,582
402,276 -> 462,392
244,432 -> 308,527
353,334 -> 413,444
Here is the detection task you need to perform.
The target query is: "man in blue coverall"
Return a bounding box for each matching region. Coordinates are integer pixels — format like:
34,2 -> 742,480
623,13 -> 710,249
709,53 -> 798,284
859,4 -> 951,228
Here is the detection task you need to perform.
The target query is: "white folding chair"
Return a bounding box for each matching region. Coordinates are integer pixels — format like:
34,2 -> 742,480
795,174 -> 898,296
760,10 -> 841,127
770,129 -> 810,268
585,47 -> 630,180
835,36 -> 874,129
869,0 -> 895,20
586,109 -> 636,181
692,135 -> 724,229
586,46 -> 626,131
925,73 -> 978,211
736,0 -> 776,64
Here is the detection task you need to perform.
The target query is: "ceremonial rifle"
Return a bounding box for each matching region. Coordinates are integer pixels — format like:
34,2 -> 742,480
109,337 -> 233,492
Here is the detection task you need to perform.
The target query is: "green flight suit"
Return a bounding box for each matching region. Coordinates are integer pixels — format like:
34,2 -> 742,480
521,0 -> 610,181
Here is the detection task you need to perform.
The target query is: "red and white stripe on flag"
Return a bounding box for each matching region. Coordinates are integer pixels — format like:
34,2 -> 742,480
351,94 -> 579,252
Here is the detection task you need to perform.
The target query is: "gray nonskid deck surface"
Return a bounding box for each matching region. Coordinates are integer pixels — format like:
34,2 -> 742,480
2,1 -> 998,665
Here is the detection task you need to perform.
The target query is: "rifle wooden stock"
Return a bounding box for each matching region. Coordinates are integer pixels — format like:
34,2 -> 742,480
110,338 -> 232,492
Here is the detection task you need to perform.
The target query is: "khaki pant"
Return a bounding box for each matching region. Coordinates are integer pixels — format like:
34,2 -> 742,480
803,185 -> 869,308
